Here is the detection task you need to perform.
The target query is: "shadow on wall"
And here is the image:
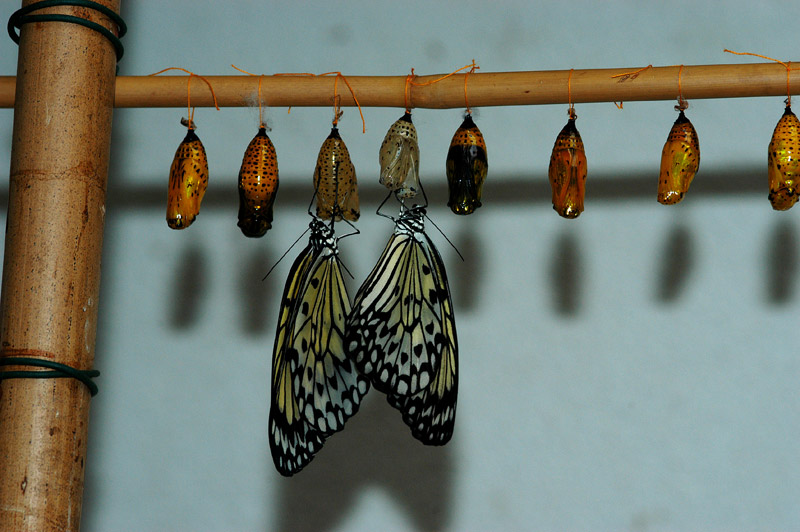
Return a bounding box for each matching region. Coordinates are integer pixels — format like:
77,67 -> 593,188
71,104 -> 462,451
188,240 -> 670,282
550,230 -> 582,316
654,224 -> 694,303
765,219 -> 798,304
273,394 -> 455,532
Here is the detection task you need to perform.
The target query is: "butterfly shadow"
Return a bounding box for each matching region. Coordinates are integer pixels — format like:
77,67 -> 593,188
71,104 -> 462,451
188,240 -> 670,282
272,393 -> 456,532
764,219 -> 798,305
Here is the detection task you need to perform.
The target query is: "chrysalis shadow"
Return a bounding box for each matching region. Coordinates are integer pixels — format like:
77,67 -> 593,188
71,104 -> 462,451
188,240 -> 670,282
765,219 -> 798,305
273,394 -> 455,532
451,227 -> 483,312
654,224 -> 694,303
168,243 -> 207,330
549,230 -> 582,316
239,247 -> 275,335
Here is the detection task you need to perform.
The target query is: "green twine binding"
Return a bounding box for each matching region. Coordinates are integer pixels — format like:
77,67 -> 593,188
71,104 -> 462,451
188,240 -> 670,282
0,356 -> 100,396
8,0 -> 127,61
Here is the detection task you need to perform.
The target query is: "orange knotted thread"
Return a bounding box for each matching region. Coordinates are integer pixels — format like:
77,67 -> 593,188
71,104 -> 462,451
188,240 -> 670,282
231,64 -> 267,128
610,64 -> 652,110
724,49 -> 799,107
272,71 -> 365,132
149,67 -> 220,128
409,60 -> 480,113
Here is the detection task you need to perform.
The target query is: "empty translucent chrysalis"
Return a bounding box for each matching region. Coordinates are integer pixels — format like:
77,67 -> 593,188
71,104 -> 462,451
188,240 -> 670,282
446,114 -> 488,215
237,127 -> 279,237
548,116 -> 587,219
167,122 -> 208,229
379,112 -> 420,199
767,106 -> 800,211
658,110 -> 700,205
313,127 -> 360,221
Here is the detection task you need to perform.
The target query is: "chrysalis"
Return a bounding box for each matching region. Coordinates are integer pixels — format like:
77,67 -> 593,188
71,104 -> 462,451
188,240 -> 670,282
548,116 -> 587,219
446,115 -> 488,215
379,112 -> 420,199
237,127 -> 279,237
167,124 -> 209,229
658,110 -> 700,205
767,106 -> 800,211
313,127 -> 360,221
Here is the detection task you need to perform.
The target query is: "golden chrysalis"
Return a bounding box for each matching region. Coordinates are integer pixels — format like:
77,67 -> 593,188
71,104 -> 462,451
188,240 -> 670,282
658,110 -> 700,205
167,126 -> 208,229
768,106 -> 800,211
548,117 -> 587,219
446,114 -> 488,215
237,127 -> 279,237
379,112 -> 420,199
313,127 -> 360,222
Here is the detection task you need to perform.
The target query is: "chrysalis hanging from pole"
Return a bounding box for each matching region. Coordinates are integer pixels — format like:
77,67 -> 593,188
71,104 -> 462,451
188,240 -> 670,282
658,108 -> 700,205
379,112 -> 420,200
166,119 -> 209,229
314,126 -> 360,221
237,127 -> 279,237
548,109 -> 587,219
767,105 -> 800,211
446,114 -> 488,215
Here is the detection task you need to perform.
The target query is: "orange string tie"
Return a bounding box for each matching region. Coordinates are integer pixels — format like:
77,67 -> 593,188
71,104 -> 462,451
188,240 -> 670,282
463,59 -> 479,114
231,64 -> 266,128
567,68 -> 577,119
404,71 -> 416,113
676,64 -> 688,111
724,49 -> 799,107
149,67 -> 220,129
610,65 -> 652,110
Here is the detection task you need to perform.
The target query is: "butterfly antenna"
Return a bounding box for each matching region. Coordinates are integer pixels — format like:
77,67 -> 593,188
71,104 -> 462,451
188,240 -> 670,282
376,191 -> 397,222
425,213 -> 465,262
262,226 -> 311,281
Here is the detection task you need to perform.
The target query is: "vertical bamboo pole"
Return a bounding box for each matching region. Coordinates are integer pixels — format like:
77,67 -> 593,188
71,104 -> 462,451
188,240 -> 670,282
0,1 -> 120,530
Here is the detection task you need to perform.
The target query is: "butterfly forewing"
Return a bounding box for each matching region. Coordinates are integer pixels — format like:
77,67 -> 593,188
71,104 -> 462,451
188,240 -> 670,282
269,237 -> 325,476
289,235 -> 369,435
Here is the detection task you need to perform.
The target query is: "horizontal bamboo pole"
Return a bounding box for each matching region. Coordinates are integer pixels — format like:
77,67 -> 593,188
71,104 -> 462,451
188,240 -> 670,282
0,63 -> 797,109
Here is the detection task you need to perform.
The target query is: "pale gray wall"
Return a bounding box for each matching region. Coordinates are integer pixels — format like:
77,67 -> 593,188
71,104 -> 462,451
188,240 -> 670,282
1,1 -> 798,530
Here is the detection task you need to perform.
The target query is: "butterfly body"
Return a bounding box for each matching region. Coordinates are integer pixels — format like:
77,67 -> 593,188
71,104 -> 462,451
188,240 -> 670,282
238,127 -> 279,237
548,118 -> 586,219
446,115 -> 488,215
167,128 -> 208,229
768,106 -> 800,211
658,111 -> 700,205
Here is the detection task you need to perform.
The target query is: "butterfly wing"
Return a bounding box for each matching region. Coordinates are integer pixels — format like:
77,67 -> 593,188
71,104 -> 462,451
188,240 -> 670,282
387,229 -> 458,444
268,241 -> 325,476
289,235 -> 370,436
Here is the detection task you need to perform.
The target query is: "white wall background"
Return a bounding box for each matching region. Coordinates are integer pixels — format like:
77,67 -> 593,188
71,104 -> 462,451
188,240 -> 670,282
1,1 -> 799,530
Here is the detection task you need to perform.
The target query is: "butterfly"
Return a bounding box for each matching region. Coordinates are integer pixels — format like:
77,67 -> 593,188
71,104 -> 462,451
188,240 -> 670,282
269,217 -> 369,476
346,205 -> 458,445
167,126 -> 208,229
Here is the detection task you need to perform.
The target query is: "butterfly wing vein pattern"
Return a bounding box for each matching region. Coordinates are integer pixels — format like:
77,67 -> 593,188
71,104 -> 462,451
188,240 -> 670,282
347,208 -> 458,445
269,220 -> 367,476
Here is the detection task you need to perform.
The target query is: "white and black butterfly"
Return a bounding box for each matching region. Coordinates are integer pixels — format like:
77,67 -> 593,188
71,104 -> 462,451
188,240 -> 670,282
269,218 -> 369,476
346,206 -> 458,444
